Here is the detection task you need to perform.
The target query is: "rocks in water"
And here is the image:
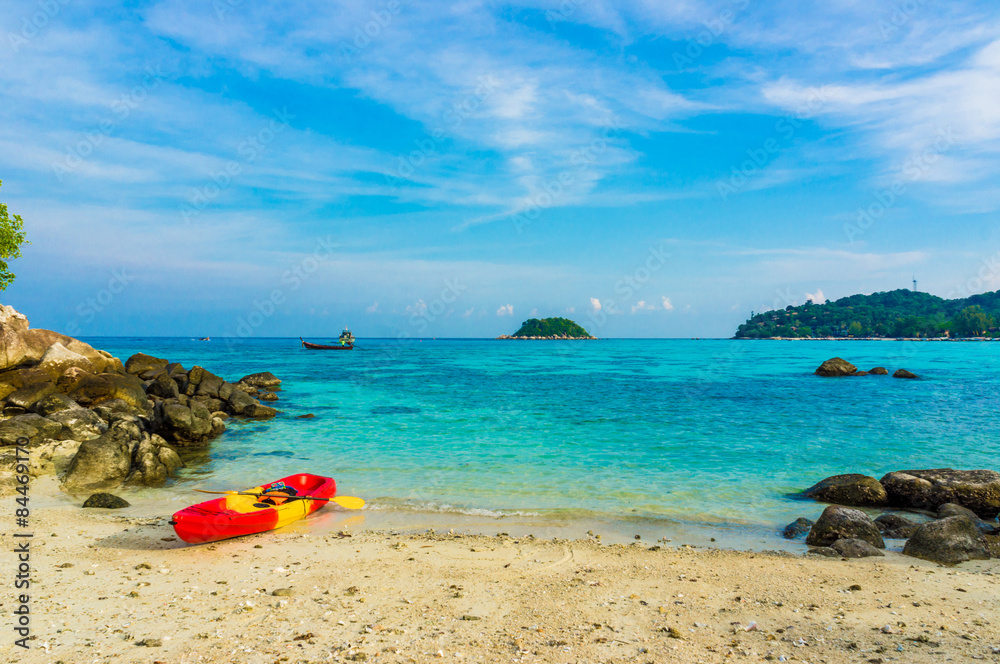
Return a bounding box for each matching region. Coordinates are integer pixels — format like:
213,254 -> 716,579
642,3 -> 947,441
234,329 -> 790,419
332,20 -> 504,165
937,503 -> 998,534
61,421 -> 141,492
804,474 -> 887,507
146,373 -> 179,400
893,369 -> 918,379
806,506 -> 885,549
782,517 -> 814,539
868,367 -> 889,375
82,492 -> 130,508
124,353 -> 168,376
831,538 -> 885,558
226,388 -> 257,415
70,372 -> 151,411
814,357 -> 858,377
880,469 -> 1000,519
239,371 -> 281,388
902,516 -> 990,565
296,413 -> 315,419
259,391 -> 278,402
244,404 -> 278,419
874,513 -> 918,539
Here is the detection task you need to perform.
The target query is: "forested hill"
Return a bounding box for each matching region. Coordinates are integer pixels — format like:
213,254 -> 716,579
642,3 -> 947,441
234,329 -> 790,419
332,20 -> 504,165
734,289 -> 1000,339
505,317 -> 595,338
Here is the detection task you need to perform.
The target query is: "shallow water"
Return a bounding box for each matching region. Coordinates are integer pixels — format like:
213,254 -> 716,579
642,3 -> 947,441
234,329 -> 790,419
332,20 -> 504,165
85,337 -> 1000,545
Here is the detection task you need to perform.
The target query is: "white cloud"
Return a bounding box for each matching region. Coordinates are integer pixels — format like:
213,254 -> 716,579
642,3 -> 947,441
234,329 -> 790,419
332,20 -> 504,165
630,300 -> 654,313
804,289 -> 826,304
497,304 -> 513,316
662,296 -> 674,311
406,299 -> 428,317
462,307 -> 475,318
366,301 -> 379,313
590,297 -> 602,312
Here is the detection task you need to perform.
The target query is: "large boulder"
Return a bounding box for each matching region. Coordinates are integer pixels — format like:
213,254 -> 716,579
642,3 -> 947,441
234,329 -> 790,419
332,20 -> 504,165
37,342 -> 96,376
124,353 -> 168,376
146,373 -> 180,400
831,538 -> 885,558
82,493 -> 130,508
20,328 -> 75,363
937,503 -> 998,535
31,392 -> 78,416
0,366 -> 56,389
868,367 -> 889,375
0,413 -> 63,445
56,367 -> 92,394
24,438 -> 83,477
226,388 -> 257,415
814,358 -> 857,377
804,474 -> 887,507
893,369 -> 918,379
195,370 -> 224,399
239,371 -> 281,388
155,401 -> 213,444
874,513 -> 918,539
70,373 -> 151,411
880,469 -> 1000,520
61,421 -> 141,492
805,505 -> 885,549
5,381 -> 57,410
244,404 -> 278,419
126,434 -> 183,487
902,516 -> 990,565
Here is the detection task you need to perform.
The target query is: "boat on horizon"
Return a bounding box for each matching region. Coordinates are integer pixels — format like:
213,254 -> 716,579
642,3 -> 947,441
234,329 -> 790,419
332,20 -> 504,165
300,327 -> 356,350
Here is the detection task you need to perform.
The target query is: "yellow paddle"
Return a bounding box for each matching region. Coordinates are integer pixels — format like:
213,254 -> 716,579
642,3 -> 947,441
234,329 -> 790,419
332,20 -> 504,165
194,489 -> 365,509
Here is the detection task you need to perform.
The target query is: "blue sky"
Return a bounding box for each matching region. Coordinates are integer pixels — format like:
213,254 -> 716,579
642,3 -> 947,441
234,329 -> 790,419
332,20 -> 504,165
1,0 -> 998,338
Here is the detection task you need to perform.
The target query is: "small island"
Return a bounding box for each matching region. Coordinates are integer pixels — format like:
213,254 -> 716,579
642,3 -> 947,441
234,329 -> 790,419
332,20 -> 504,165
497,317 -> 597,340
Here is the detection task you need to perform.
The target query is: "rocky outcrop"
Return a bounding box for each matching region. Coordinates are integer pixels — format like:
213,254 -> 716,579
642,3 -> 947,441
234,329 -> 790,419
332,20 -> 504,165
868,367 -> 889,375
831,538 -> 885,558
814,357 -> 858,377
126,434 -> 183,487
902,516 -> 990,565
806,506 -> 885,549
61,422 -> 141,492
893,369 -> 918,379
70,373 -> 150,411
782,517 -> 814,539
880,469 -> 1000,520
874,513 -> 918,539
804,474 -> 887,507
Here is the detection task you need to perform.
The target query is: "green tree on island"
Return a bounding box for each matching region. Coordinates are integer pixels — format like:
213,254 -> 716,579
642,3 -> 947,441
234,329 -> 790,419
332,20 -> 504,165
0,180 -> 28,291
952,305 -> 994,338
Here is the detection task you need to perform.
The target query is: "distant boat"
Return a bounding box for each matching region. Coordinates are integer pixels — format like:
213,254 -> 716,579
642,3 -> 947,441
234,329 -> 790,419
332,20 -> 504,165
339,327 -> 355,345
198,336 -> 211,341
300,336 -> 354,350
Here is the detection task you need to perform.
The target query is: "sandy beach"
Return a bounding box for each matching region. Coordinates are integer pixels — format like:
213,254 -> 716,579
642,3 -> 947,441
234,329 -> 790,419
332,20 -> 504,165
6,485 -> 1000,664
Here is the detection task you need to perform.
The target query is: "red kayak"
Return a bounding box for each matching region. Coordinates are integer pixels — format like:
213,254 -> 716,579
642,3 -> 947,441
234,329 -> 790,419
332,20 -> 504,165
171,473 -> 337,544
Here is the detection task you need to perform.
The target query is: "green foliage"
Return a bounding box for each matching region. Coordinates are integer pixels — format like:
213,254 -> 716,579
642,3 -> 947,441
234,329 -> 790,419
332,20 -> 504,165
734,289 -> 1000,339
511,317 -> 594,338
0,181 -> 28,291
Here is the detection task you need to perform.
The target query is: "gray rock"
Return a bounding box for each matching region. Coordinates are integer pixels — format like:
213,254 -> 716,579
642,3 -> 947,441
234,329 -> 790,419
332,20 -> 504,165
806,505 -> 885,549
244,404 -> 278,419
124,353 -> 168,376
82,492 -> 130,508
6,381 -> 58,410
814,358 -> 858,377
782,517 -> 814,539
902,516 -> 990,565
0,417 -> 41,445
238,371 -> 281,388
156,402 -> 213,444
9,414 -> 63,440
874,513 -> 918,539
868,367 -> 889,375
807,547 -> 840,557
70,372 -> 151,411
881,469 -> 1000,520
126,434 -> 183,487
937,503 -> 998,534
195,370 -> 224,399
48,407 -> 107,440
259,391 -> 278,402
831,538 -> 885,558
893,369 -> 918,379
92,398 -> 151,424
30,392 -> 78,416
217,381 -> 235,401
61,421 -> 141,492
804,474 -> 887,507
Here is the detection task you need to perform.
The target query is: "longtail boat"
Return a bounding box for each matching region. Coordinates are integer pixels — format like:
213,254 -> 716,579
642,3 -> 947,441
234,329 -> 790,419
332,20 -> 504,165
300,337 -> 354,350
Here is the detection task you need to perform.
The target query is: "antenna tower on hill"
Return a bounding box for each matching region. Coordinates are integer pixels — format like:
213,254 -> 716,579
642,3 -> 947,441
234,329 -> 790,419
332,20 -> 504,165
912,277 -> 918,292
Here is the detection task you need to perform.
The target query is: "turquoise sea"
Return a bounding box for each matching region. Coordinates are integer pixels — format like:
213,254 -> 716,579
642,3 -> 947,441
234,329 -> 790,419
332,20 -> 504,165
84,337 -> 1000,546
